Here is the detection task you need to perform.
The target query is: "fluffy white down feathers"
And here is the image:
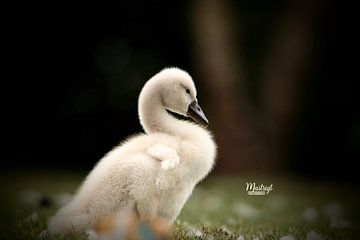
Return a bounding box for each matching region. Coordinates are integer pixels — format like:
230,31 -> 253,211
47,67 -> 217,236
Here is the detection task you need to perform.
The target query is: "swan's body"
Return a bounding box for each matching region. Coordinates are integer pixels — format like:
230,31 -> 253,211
47,67 -> 217,236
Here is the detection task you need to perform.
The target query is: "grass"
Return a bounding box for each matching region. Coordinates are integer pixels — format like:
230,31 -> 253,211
0,169 -> 358,240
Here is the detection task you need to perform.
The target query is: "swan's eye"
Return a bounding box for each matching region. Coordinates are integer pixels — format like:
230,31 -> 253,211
185,89 -> 190,94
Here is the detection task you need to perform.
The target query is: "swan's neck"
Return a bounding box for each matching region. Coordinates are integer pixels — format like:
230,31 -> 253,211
138,90 -> 186,136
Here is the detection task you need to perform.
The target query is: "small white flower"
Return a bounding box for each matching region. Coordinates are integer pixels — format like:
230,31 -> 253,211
237,235 -> 246,240
86,229 -> 99,240
220,225 -> 232,234
280,234 -> 296,240
186,226 -> 203,237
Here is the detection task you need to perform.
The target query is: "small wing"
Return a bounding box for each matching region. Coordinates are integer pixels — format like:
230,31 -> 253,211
147,144 -> 180,170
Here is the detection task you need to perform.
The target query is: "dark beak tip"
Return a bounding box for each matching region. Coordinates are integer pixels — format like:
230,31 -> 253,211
187,101 -> 209,127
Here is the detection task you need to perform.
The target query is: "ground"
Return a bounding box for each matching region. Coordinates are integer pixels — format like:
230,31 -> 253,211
0,169 -> 358,239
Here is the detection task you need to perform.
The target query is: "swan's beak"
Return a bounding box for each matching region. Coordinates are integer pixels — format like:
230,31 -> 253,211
187,101 -> 209,127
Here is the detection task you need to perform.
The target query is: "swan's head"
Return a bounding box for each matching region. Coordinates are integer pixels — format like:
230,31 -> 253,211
141,67 -> 209,126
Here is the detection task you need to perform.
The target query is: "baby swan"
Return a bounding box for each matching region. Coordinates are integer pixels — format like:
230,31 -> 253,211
47,67 -> 217,236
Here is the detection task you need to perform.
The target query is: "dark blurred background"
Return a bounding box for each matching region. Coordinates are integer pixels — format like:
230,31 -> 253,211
3,0 -> 359,181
